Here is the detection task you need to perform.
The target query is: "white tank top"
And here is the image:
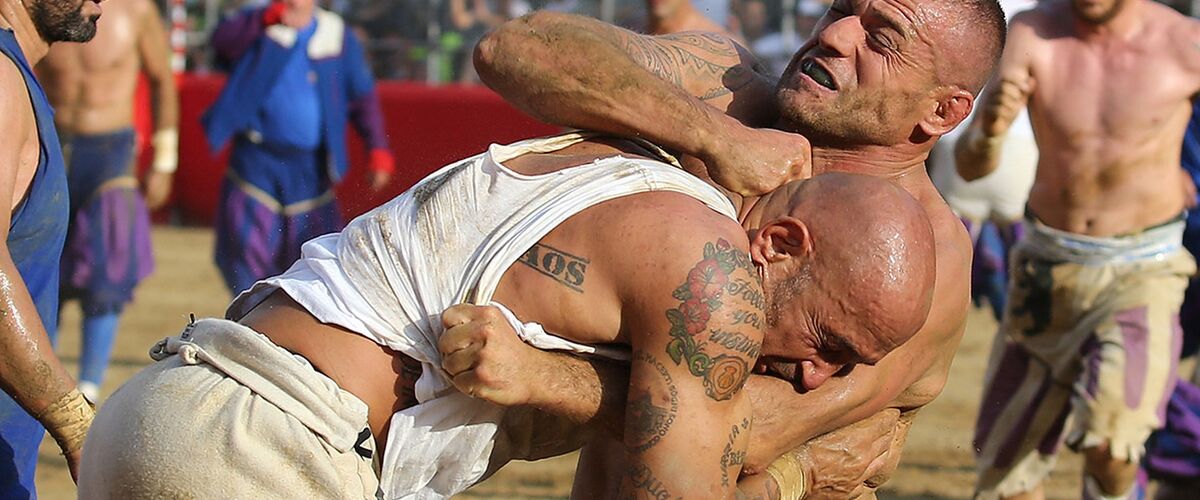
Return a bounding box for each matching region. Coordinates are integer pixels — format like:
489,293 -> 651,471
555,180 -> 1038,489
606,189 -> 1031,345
228,132 -> 739,498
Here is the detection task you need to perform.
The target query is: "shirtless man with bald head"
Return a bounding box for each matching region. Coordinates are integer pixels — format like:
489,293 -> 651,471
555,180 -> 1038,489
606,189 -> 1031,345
459,0 -> 1007,494
36,0 -> 177,403
80,129 -> 936,498
955,1 -> 1200,499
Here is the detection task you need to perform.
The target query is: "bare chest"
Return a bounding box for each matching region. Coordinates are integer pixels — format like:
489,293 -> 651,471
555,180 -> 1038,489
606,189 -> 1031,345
1029,37 -> 1195,139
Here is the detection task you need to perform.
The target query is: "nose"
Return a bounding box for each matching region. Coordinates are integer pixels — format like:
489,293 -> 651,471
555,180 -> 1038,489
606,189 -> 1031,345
815,14 -> 863,58
798,359 -> 844,391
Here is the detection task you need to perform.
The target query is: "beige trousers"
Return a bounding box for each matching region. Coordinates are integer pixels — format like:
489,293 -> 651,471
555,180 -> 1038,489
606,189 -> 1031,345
77,319 -> 380,499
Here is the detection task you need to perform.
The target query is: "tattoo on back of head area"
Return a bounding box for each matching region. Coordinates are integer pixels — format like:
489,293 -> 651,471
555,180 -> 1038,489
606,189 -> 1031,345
665,239 -> 762,401
518,243 -> 589,292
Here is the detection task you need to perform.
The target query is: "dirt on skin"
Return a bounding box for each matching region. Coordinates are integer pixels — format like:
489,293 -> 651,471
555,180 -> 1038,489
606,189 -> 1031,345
36,227 -> 1084,499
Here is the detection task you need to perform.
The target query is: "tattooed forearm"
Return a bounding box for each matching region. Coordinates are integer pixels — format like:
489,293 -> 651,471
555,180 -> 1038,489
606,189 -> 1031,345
627,351 -> 679,453
720,418 -> 751,486
518,243 -> 589,292
665,239 -> 760,401
621,463 -> 674,500
616,31 -> 758,102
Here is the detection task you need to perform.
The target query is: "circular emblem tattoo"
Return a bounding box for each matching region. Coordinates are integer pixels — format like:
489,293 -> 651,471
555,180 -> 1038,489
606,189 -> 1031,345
704,355 -> 749,401
628,351 -> 679,453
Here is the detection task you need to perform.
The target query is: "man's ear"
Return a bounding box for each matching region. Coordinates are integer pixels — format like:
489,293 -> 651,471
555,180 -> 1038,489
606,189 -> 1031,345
750,216 -> 813,265
918,87 -> 974,137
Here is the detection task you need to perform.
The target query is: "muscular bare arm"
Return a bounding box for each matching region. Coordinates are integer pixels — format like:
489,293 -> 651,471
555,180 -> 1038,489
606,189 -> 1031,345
0,59 -> 86,478
955,14 -> 1037,181
475,12 -> 809,195
137,0 -> 179,210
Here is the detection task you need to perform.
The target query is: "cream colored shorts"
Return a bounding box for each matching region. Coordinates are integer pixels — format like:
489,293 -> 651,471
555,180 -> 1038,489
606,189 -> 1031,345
77,318 -> 380,499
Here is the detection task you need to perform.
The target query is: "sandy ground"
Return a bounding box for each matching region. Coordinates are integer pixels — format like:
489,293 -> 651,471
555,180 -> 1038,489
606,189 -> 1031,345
35,227 -> 1086,499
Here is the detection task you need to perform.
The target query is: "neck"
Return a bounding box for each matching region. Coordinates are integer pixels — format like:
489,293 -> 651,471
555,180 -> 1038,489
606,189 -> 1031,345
1073,0 -> 1142,40
811,143 -> 928,182
737,182 -> 802,229
1,17 -> 49,65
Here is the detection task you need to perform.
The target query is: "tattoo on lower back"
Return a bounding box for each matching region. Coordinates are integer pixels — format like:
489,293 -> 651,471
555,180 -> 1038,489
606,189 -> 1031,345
621,463 -> 673,500
665,239 -> 760,401
627,351 -> 679,453
518,243 -> 589,292
720,418 -> 751,486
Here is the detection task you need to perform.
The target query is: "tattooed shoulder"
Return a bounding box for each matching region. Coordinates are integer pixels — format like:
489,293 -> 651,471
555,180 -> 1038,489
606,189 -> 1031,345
627,350 -> 679,453
664,238 -> 763,402
518,243 -> 590,293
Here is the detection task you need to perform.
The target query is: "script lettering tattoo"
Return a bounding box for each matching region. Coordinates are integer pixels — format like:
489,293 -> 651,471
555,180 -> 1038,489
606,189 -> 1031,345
730,309 -> 763,329
720,418 -> 751,486
708,329 -> 762,358
627,351 -> 679,453
518,243 -> 590,292
621,464 -> 673,500
665,239 -> 759,401
725,279 -> 766,309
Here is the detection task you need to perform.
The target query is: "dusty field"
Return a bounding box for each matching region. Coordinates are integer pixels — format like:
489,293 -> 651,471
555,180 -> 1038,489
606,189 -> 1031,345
36,227 -> 1085,499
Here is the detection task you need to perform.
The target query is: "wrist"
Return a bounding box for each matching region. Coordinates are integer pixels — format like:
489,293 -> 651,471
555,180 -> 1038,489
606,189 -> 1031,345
694,111 -> 742,165
37,389 -> 95,455
369,149 -> 395,174
766,452 -> 809,500
151,128 -> 179,174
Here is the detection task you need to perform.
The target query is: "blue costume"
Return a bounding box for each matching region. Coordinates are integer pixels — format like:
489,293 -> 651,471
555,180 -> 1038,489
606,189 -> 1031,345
203,7 -> 392,294
58,129 -> 154,397
0,29 -> 71,499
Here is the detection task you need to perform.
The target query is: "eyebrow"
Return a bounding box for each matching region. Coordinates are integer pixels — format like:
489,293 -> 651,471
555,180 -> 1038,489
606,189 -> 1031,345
827,331 -> 871,364
870,6 -> 914,41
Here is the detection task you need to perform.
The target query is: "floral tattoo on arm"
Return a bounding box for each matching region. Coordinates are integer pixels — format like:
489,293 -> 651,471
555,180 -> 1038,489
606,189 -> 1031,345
665,239 -> 762,401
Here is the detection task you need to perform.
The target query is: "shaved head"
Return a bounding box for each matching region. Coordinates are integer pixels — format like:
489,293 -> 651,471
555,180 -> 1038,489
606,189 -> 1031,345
787,173 -> 936,349
932,0 -> 1008,95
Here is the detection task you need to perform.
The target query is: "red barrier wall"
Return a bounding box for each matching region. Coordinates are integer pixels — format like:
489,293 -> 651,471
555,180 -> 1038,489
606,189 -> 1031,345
170,74 -> 560,225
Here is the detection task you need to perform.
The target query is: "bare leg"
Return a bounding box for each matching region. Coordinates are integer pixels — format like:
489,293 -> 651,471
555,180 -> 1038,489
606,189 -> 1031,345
1082,443 -> 1137,498
1002,483 -> 1045,500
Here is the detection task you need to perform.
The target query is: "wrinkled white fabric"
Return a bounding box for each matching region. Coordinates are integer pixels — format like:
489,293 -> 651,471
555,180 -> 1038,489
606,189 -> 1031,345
228,132 -> 737,498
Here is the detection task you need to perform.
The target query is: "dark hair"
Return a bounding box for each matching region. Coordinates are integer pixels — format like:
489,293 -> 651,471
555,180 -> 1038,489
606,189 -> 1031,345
957,0 -> 1009,94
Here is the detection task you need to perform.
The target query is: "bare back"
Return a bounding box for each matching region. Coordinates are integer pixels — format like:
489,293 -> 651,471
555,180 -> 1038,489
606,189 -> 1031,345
37,0 -> 158,134
1011,1 -> 1200,235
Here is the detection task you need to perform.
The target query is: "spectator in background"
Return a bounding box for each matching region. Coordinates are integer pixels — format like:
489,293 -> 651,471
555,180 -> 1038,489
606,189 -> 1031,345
930,0 -> 1038,322
442,0 -> 516,82
203,0 -> 395,294
646,0 -> 738,39
748,0 -> 826,77
36,0 -> 179,403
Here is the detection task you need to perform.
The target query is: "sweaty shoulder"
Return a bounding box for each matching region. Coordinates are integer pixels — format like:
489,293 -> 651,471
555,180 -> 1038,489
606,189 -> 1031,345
587,190 -> 747,289
0,56 -> 33,139
1155,4 -> 1200,76
1008,5 -> 1059,42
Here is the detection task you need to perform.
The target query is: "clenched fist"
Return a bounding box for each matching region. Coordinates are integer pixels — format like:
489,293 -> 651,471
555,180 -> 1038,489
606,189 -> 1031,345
439,304 -> 547,407
701,126 -> 812,197
791,408 -> 900,499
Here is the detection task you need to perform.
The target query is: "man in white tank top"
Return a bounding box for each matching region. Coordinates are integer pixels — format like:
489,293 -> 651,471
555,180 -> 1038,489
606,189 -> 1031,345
79,133 -> 937,499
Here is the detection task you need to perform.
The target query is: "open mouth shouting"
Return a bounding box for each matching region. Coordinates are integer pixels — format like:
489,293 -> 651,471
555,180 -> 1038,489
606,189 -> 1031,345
801,59 -> 838,91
